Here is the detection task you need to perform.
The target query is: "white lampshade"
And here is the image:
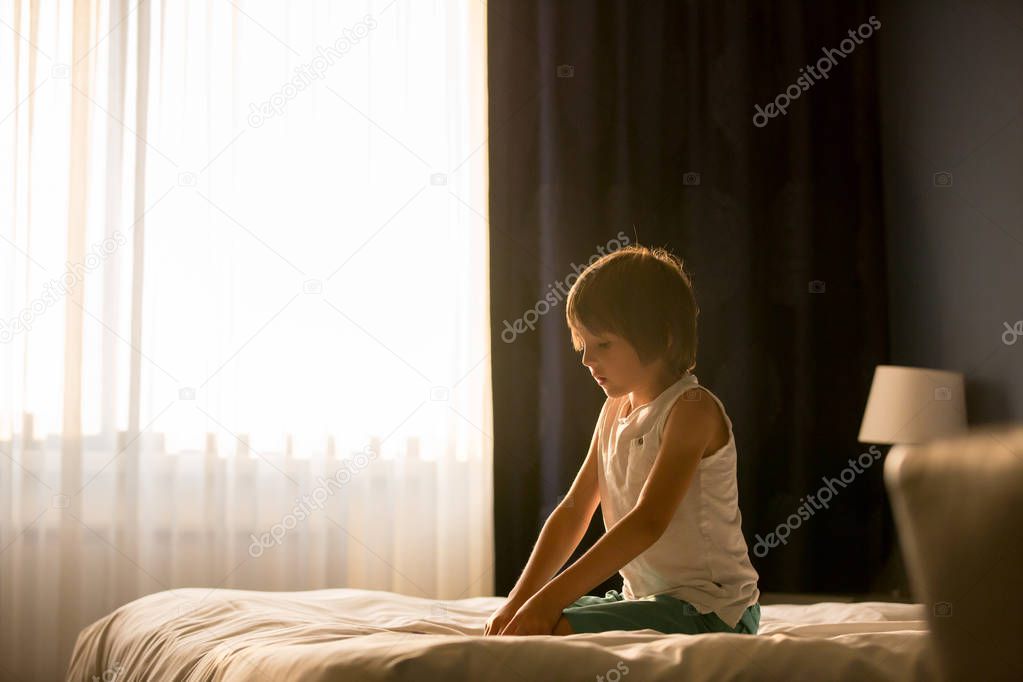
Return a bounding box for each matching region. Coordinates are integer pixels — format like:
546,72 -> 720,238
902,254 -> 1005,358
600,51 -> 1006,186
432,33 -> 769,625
858,365 -> 968,445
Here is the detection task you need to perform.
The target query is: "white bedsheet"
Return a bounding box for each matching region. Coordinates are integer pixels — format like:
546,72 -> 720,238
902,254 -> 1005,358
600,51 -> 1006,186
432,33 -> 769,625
66,587 -> 939,681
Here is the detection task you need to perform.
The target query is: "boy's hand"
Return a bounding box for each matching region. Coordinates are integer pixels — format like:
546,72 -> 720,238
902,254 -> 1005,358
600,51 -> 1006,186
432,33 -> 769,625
483,598 -> 524,636
499,594 -> 563,636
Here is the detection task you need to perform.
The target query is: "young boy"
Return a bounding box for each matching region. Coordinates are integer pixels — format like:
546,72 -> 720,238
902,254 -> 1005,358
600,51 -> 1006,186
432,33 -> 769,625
484,244 -> 760,636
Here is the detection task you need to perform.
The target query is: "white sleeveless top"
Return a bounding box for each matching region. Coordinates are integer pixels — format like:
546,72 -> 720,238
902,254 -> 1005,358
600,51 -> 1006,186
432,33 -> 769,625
595,371 -> 760,628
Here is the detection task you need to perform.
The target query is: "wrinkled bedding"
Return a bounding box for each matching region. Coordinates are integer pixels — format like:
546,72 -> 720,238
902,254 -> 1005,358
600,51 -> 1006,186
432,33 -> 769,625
67,587 -> 938,681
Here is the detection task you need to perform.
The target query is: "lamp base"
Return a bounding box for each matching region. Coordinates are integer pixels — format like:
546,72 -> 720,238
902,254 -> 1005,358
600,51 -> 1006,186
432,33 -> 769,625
871,443 -> 912,601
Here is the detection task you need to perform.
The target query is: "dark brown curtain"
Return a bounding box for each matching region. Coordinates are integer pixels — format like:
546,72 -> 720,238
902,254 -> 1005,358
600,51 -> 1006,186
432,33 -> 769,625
488,0 -> 891,597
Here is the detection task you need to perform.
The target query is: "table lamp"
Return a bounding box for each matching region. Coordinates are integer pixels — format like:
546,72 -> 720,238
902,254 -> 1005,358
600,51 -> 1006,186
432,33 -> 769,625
859,365 -> 968,446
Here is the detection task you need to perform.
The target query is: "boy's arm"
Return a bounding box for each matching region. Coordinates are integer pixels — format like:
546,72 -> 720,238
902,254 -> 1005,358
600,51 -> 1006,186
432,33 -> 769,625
525,390 -> 716,612
506,419 -> 602,606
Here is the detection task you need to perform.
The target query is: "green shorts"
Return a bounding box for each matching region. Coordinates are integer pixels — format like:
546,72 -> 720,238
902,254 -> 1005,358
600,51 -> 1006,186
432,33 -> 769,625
561,589 -> 760,635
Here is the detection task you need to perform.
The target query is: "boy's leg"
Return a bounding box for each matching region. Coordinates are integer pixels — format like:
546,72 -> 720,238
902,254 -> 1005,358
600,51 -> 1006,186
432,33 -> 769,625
561,594 -> 759,635
559,589 -> 624,634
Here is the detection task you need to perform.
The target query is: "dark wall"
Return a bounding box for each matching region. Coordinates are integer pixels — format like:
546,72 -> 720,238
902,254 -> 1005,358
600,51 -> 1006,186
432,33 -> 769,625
879,0 -> 1023,425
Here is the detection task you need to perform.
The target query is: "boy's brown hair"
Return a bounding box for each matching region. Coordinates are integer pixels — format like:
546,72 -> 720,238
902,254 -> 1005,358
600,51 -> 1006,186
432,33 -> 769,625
565,244 -> 699,375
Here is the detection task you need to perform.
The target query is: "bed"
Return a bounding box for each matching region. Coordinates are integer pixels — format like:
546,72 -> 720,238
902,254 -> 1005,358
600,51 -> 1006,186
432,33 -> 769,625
71,423 -> 1023,681
66,586 -> 937,681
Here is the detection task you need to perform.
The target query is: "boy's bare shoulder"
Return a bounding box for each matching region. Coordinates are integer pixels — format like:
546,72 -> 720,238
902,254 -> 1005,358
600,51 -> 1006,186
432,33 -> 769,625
671,387 -> 729,458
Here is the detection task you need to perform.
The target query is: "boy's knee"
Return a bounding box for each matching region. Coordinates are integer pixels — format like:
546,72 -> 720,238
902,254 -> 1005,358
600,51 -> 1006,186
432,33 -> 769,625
553,615 -> 575,636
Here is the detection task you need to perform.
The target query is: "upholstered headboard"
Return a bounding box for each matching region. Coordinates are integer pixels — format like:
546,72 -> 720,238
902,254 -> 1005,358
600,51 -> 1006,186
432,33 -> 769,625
884,424 -> 1023,682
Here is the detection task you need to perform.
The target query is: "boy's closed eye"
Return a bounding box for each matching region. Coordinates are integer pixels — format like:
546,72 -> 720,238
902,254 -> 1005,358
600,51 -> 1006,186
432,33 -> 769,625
576,341 -> 611,353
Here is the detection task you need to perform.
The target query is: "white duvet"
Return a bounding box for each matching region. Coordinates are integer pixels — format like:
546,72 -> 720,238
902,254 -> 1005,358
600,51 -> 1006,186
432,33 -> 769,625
67,587 -> 939,681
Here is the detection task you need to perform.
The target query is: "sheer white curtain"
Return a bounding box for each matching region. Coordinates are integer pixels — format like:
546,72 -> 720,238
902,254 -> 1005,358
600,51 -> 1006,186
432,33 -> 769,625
0,1 -> 492,678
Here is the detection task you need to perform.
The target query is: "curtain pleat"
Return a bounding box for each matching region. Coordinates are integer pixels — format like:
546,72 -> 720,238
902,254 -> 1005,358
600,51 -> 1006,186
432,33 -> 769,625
56,0 -> 94,661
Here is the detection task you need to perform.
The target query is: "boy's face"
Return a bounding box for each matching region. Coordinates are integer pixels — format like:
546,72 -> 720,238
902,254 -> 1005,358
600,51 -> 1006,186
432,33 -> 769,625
572,323 -> 654,398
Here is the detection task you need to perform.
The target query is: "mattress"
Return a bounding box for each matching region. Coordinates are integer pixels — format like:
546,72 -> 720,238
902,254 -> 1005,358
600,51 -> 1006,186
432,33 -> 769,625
66,587 -> 938,681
